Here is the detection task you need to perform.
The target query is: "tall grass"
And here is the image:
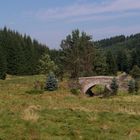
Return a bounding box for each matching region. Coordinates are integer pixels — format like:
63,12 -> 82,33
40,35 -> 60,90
0,75 -> 140,139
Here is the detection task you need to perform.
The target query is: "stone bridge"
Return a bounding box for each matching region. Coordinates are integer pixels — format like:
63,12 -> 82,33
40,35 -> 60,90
79,73 -> 130,94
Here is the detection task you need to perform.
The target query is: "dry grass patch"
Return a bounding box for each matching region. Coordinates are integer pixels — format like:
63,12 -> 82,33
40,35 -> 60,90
127,129 -> 140,137
21,105 -> 41,122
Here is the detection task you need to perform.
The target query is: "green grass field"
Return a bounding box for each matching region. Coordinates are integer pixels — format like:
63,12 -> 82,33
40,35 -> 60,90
0,75 -> 140,140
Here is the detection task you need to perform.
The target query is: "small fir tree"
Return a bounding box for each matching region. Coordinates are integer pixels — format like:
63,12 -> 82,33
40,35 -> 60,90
128,80 -> 135,93
38,53 -> 57,75
110,78 -> 119,95
45,72 -> 58,91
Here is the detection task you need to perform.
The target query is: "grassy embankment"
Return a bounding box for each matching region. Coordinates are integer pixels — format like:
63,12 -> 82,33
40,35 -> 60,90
0,75 -> 140,140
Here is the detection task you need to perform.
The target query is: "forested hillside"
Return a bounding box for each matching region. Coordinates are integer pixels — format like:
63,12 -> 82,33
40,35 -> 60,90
0,27 -> 48,77
96,33 -> 140,50
96,33 -> 140,73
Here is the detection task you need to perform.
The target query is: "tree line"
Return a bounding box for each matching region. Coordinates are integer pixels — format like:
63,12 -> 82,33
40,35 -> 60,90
0,27 -> 140,80
0,27 -> 48,79
50,30 -> 140,79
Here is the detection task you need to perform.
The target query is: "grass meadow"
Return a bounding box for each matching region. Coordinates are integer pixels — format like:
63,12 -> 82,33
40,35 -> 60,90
0,75 -> 140,140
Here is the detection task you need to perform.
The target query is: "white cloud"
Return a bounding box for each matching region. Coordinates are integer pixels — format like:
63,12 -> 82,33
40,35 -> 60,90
34,0 -> 140,22
23,0 -> 140,48
67,11 -> 140,23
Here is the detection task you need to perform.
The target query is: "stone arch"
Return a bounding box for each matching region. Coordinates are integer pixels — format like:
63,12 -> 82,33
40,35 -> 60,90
79,73 -> 130,94
79,76 -> 113,94
84,82 -> 111,96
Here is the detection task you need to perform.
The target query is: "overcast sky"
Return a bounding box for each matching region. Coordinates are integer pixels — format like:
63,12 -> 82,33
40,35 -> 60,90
0,0 -> 140,48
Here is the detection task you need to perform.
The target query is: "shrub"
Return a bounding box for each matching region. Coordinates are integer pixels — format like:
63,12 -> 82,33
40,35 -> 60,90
45,72 -> 58,91
128,79 -> 139,94
0,72 -> 6,80
128,80 -> 135,94
110,78 -> 119,95
34,80 -> 44,90
38,53 -> 57,75
70,88 -> 81,95
26,89 -> 44,95
68,79 -> 81,95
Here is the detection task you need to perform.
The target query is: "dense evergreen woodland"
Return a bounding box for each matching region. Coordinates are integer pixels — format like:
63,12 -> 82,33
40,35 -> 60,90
0,27 -> 48,78
0,27 -> 140,80
96,33 -> 140,73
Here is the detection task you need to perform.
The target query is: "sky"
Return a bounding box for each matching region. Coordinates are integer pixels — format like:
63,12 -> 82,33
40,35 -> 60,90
0,0 -> 140,48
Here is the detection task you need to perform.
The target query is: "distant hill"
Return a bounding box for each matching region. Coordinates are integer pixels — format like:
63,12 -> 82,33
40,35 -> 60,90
96,33 -> 140,51
95,33 -> 140,73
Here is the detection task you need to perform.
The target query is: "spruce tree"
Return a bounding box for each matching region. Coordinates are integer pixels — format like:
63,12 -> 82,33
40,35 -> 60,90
128,80 -> 135,93
0,27 -> 48,76
106,51 -> 117,75
93,50 -> 107,75
45,72 -> 58,91
110,78 -> 119,95
117,50 -> 129,73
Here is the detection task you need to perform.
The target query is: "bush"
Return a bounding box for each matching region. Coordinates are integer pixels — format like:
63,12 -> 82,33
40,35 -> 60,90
128,79 -> 139,94
70,88 -> 81,95
34,80 -> 44,90
128,80 -> 135,93
0,72 -> 6,80
68,79 -> 81,95
45,72 -> 58,91
110,78 -> 119,95
26,89 -> 44,95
